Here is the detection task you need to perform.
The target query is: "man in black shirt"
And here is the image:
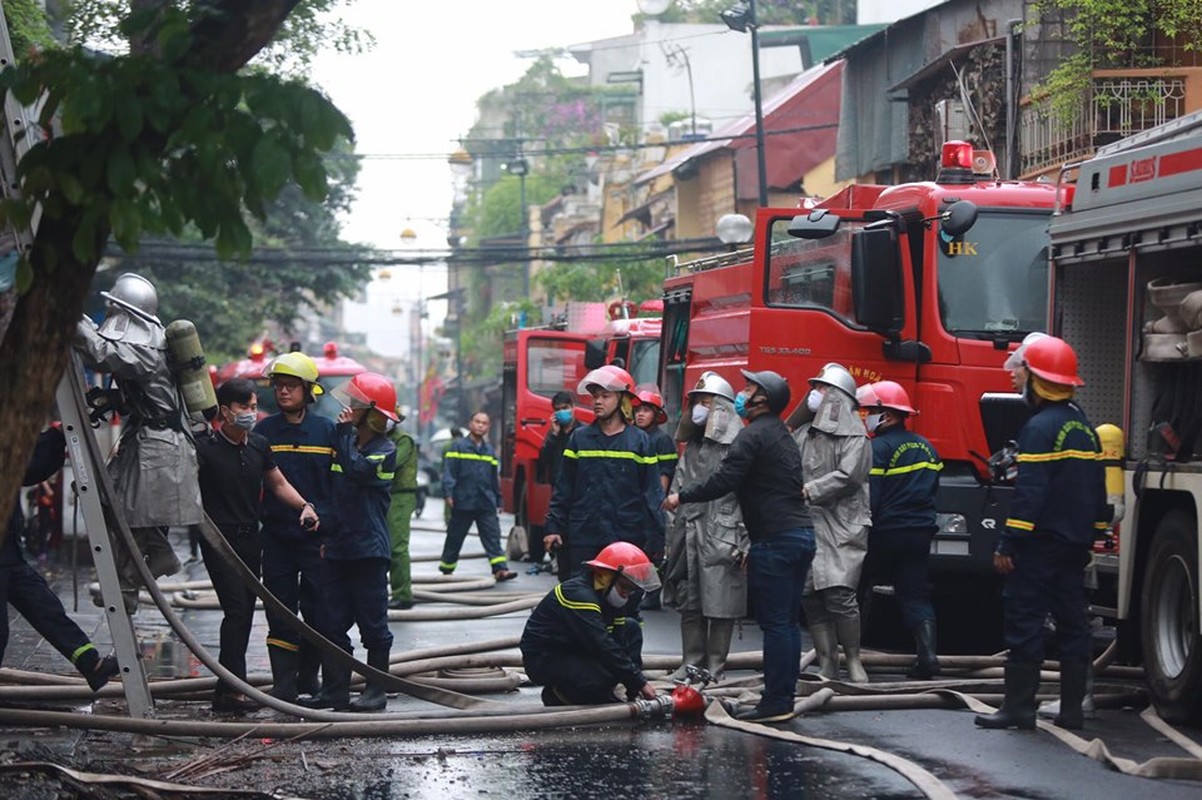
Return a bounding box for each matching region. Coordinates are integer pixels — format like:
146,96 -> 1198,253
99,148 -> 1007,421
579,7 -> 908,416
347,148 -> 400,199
197,379 -> 318,713
665,369 -> 814,722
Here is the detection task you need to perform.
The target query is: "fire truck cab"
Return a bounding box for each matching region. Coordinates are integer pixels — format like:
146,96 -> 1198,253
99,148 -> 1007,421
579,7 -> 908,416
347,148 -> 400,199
661,142 -> 1066,646
500,303 -> 662,542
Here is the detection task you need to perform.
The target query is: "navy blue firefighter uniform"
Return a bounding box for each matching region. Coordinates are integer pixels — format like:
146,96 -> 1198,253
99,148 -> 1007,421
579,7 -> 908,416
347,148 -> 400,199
440,435 -> 510,576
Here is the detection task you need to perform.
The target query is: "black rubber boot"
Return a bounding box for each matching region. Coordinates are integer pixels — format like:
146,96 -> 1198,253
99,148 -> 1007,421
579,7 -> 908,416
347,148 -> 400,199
296,641 -> 321,698
267,647 -> 299,703
298,652 -> 351,711
975,662 -> 1041,729
907,619 -> 942,680
1054,660 -> 1089,730
349,648 -> 392,713
77,651 -> 120,692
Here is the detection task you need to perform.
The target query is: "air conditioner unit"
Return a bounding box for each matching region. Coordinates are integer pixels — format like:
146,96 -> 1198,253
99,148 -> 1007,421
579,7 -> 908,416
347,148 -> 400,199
935,99 -> 970,144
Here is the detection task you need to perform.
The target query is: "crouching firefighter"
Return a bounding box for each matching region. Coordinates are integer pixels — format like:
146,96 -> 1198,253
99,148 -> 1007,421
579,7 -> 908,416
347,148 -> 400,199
521,542 -> 661,706
73,273 -> 206,612
975,336 -> 1108,731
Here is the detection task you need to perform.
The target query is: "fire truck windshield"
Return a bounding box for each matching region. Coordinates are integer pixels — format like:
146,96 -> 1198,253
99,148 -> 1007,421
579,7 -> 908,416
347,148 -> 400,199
936,209 -> 1050,339
628,338 -> 661,388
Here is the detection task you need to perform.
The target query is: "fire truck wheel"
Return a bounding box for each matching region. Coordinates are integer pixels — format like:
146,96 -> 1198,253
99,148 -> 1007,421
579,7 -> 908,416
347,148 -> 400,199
1139,510 -> 1202,725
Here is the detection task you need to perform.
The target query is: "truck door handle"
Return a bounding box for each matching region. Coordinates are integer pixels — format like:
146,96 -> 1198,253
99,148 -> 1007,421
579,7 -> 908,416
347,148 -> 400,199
521,418 -> 547,426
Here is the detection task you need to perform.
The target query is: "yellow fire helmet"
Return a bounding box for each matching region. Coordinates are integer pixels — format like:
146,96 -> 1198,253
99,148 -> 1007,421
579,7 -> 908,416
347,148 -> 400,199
263,351 -> 325,396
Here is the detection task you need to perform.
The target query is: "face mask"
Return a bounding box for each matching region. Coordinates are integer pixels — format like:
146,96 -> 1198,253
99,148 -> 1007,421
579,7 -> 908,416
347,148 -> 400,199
734,393 -> 749,418
553,409 -> 573,426
806,389 -> 824,413
691,403 -> 710,426
229,411 -> 257,431
605,583 -> 629,609
864,412 -> 886,433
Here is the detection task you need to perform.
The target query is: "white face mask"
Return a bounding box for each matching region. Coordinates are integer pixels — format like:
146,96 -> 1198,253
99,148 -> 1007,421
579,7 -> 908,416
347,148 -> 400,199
806,388 -> 824,413
605,583 -> 629,609
864,412 -> 886,433
691,403 -> 710,425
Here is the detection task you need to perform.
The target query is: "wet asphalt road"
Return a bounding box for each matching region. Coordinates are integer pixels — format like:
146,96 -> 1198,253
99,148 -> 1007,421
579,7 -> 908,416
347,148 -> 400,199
2,499 -> 1200,799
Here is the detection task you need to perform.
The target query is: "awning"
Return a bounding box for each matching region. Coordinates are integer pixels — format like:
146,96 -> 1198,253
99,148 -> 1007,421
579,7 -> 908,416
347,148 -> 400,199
614,187 -> 674,228
887,36 -> 1005,94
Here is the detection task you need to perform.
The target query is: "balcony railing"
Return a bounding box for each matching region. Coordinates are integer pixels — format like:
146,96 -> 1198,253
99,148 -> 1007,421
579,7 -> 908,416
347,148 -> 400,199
1019,76 -> 1187,175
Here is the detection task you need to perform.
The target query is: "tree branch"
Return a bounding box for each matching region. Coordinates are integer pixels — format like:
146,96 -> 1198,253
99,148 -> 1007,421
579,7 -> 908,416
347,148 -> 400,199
185,0 -> 302,73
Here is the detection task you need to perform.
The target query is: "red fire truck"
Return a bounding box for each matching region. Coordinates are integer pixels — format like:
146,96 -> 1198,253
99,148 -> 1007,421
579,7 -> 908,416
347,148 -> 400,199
500,302 -> 663,542
1048,111 -> 1202,723
214,340 -> 366,420
660,141 -> 1067,645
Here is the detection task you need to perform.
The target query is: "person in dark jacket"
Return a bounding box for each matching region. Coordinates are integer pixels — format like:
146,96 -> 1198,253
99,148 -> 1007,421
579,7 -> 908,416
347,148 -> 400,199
195,378 -> 318,713
856,380 -> 943,680
632,386 -> 676,611
303,373 -> 400,713
665,369 -> 815,723
440,411 -> 517,581
534,391 -> 579,571
1,425 -> 120,692
521,541 -> 661,705
976,337 -> 1108,732
254,352 -> 338,703
543,366 -> 665,573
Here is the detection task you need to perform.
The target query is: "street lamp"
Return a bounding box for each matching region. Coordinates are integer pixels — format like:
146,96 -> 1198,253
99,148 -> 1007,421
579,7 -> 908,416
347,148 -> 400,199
721,0 -> 768,207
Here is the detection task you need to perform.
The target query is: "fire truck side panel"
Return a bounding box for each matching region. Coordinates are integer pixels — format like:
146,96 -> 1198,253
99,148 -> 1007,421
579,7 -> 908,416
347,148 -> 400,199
1049,113 -> 1202,723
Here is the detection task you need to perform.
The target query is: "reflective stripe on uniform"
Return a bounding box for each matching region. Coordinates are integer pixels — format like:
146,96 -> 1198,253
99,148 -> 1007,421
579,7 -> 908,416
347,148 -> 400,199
554,583 -> 600,614
70,643 -> 97,664
489,556 -> 507,566
1016,449 -> 1101,463
655,452 -> 678,462
1006,518 -> 1035,531
564,449 -> 657,466
869,461 -> 944,477
445,451 -> 499,466
266,637 -> 300,652
269,444 -> 335,457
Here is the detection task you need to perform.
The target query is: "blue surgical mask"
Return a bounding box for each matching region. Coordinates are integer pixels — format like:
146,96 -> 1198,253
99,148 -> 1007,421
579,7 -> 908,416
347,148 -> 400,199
554,409 -> 573,426
734,393 -> 749,418
228,410 -> 257,431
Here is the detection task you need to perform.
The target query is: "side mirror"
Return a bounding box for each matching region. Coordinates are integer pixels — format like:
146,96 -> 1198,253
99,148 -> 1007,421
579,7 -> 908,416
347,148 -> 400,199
942,200 -> 979,238
788,209 -> 842,240
584,338 -> 606,370
850,228 -> 903,335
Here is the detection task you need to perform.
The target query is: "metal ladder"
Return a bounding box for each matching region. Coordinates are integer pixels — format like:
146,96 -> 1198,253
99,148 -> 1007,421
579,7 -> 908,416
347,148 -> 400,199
0,3 -> 154,717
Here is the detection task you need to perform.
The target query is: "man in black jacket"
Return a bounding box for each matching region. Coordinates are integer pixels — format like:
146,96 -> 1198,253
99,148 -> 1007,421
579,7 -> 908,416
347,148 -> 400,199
665,369 -> 815,723
521,541 -> 661,705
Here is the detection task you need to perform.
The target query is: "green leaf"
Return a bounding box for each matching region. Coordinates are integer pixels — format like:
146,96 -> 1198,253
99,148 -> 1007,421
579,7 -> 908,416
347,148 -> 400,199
14,256 -> 32,293
72,211 -> 98,263
249,133 -> 291,198
116,93 -> 144,143
106,149 -> 137,194
292,151 -> 327,201
109,197 -> 142,252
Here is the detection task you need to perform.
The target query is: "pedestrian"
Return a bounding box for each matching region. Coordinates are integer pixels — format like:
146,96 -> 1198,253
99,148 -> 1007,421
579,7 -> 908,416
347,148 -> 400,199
788,363 -> 872,684
534,390 -> 579,572
665,369 -> 814,722
856,380 -> 943,680
195,378 -> 319,713
521,541 -> 661,706
543,365 -> 665,574
303,373 -> 400,713
440,411 -> 517,581
975,336 -> 1108,731
253,352 -> 338,703
74,273 -> 203,611
387,410 -> 419,610
632,385 -> 676,611
662,371 -> 747,683
1,425 -> 120,692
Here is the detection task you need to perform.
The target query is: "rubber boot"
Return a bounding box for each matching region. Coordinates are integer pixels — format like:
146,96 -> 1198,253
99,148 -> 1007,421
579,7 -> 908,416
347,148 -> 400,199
1053,660 -> 1089,730
705,618 -> 736,683
267,647 -> 299,703
808,621 -> 839,680
1039,666 -> 1095,720
77,651 -> 120,692
349,647 -> 392,713
975,662 -> 1041,729
835,615 -> 869,683
907,619 -> 941,679
296,641 -> 321,698
297,653 -> 351,711
670,614 -> 707,680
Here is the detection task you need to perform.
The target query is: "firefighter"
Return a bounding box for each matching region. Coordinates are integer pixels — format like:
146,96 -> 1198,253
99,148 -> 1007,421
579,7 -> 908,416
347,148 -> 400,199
74,273 -> 203,610
789,363 -> 872,684
666,369 -> 815,722
975,336 -> 1108,731
534,390 -> 579,571
386,409 -> 419,610
543,365 -> 665,574
254,351 -> 338,703
856,381 -> 943,679
440,411 -> 517,581
305,373 -> 400,713
662,371 -> 747,683
521,541 -> 661,706
1,425 -> 120,692
632,385 -> 676,611
1004,331 -> 1049,392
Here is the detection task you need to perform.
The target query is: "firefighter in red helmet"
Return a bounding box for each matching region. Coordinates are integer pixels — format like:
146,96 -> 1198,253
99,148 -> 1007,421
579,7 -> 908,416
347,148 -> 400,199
521,541 -> 661,705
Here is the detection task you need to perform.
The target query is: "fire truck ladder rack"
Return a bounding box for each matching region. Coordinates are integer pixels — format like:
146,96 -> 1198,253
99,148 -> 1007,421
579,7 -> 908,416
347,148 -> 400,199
0,4 -> 153,718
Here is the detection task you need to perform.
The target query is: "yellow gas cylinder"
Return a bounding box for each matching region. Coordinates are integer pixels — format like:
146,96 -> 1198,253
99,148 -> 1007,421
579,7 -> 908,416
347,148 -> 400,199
166,319 -> 219,420
1096,423 -> 1126,523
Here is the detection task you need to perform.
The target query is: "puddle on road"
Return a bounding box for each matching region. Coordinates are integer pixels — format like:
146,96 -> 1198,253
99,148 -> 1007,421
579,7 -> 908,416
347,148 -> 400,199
139,633 -> 204,680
